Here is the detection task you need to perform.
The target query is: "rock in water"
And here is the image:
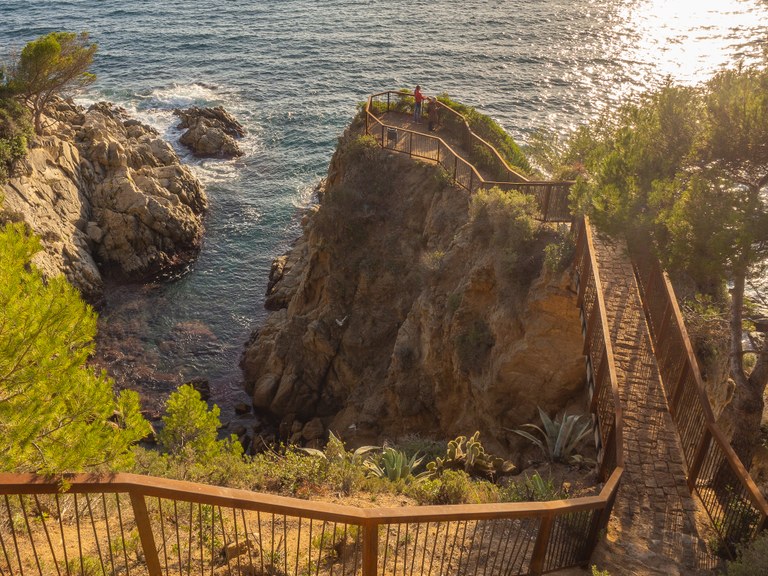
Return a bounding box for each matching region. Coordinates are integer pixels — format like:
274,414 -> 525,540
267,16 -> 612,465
173,106 -> 246,158
0,97 -> 208,298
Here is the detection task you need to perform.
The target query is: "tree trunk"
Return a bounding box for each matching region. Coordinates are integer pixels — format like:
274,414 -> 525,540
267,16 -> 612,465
720,272 -> 768,468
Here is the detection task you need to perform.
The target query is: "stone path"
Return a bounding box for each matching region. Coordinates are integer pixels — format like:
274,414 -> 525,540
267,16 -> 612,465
589,234 -> 718,575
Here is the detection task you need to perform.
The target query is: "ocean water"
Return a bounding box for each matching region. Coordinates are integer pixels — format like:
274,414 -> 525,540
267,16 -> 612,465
1,0 -> 766,409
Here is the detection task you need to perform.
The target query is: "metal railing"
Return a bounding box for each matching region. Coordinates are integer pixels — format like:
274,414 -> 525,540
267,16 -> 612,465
0,467 -> 622,576
632,246 -> 768,551
364,91 -> 573,223
572,217 -> 625,484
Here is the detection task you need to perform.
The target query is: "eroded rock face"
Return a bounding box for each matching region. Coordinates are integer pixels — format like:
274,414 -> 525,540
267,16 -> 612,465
240,121 -> 585,455
1,98 -> 207,298
173,106 -> 245,158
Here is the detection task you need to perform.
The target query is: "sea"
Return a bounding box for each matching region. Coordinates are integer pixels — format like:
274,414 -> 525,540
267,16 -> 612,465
1,0 -> 766,413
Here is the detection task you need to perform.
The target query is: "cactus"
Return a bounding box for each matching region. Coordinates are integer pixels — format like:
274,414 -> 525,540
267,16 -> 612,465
427,431 -> 515,479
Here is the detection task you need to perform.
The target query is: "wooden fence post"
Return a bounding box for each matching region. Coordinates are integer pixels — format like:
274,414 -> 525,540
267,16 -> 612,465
129,492 -> 163,576
362,521 -> 378,576
542,185 -> 552,222
529,514 -> 555,575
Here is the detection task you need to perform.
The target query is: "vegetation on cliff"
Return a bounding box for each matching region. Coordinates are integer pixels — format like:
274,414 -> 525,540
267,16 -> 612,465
135,388 -> 576,506
0,222 -> 149,473
0,31 -> 97,182
561,61 -> 768,466
436,93 -> 533,177
5,31 -> 97,134
0,94 -> 31,183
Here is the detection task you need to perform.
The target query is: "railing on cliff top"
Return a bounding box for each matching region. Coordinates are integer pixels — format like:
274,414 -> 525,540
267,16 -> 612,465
631,245 -> 768,552
364,91 -> 573,223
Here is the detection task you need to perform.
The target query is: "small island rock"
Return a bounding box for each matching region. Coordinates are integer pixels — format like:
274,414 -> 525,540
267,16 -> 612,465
173,106 -> 245,159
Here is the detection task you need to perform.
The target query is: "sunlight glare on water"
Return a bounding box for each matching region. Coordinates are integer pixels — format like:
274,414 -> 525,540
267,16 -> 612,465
620,0 -> 766,87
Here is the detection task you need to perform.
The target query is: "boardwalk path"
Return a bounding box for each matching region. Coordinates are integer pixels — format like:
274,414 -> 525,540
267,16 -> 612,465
589,234 -> 716,575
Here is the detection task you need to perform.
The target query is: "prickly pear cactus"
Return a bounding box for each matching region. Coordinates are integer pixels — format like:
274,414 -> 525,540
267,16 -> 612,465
427,431 -> 515,478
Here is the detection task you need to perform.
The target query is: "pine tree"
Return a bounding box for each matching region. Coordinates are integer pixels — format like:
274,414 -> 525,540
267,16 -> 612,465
0,222 -> 150,473
8,31 -> 97,134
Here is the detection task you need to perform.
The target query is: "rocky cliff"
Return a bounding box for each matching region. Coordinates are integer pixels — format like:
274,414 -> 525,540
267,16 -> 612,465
0,98 -> 207,299
241,116 -> 586,455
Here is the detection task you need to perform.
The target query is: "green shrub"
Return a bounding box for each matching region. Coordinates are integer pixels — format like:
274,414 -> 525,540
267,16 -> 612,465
253,448 -> 330,496
300,431 -> 374,495
0,97 -> 32,183
437,93 -> 532,176
65,556 -> 104,576
544,225 -> 576,274
501,472 -> 565,502
407,469 -> 498,505
469,187 -> 539,276
726,531 -> 768,575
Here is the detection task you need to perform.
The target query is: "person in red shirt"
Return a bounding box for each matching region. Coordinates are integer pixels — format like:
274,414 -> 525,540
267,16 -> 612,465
413,85 -> 425,123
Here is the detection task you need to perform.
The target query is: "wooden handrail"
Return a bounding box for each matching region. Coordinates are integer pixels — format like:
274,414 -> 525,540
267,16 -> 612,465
631,243 -> 768,548
364,91 -> 574,222
579,216 -> 625,471
0,471 -> 620,522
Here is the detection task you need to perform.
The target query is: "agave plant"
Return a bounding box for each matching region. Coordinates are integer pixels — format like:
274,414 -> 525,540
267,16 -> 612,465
363,447 -> 427,482
511,407 -> 592,464
297,431 -> 378,462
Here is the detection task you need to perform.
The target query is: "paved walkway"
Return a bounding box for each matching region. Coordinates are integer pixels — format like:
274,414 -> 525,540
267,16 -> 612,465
589,234 -> 717,575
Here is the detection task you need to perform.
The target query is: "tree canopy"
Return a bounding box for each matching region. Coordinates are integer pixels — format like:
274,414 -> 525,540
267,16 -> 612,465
0,222 -> 149,473
565,62 -> 768,464
7,31 -> 97,134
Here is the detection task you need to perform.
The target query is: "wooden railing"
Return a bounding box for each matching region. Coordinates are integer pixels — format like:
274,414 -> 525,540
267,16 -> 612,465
572,217 -> 625,485
364,91 -> 573,223
0,467 -> 623,576
632,246 -> 768,551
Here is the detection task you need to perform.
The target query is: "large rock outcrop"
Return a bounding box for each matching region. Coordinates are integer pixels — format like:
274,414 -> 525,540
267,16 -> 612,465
1,99 -> 207,298
240,119 -> 585,454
